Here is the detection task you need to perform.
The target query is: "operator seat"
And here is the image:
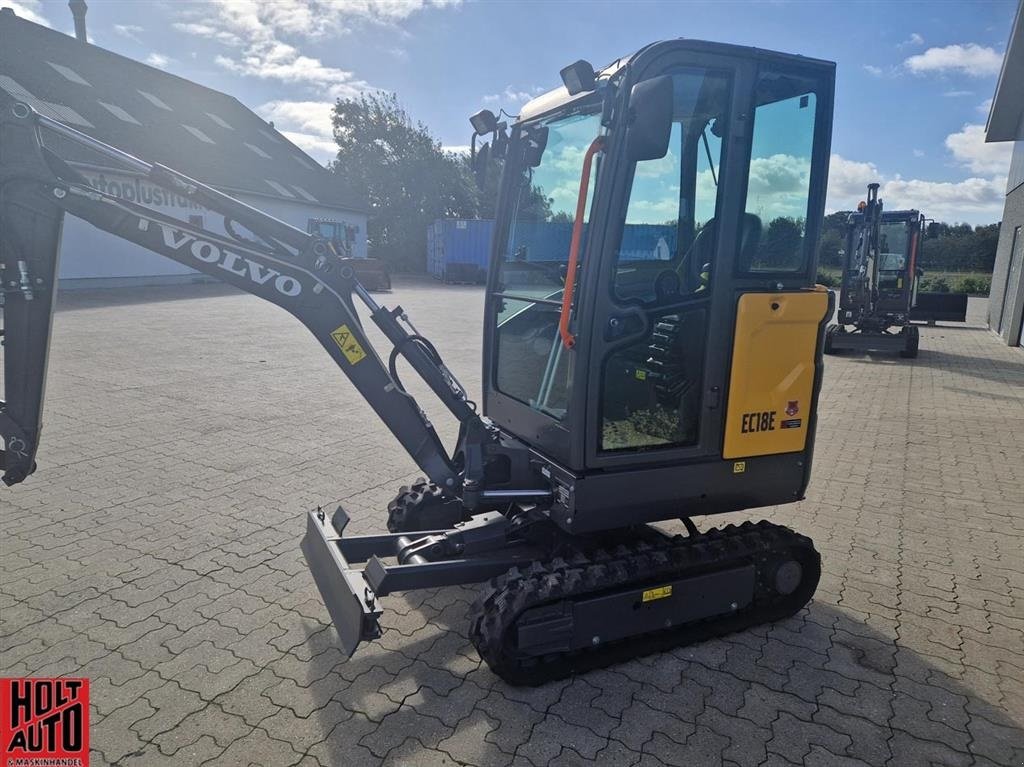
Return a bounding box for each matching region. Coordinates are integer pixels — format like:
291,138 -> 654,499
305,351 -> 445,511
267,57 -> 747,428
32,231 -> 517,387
650,213 -> 763,437
678,213 -> 763,291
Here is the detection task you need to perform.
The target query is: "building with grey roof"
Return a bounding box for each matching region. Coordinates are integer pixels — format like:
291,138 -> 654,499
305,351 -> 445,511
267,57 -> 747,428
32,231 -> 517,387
985,0 -> 1024,347
0,3 -> 367,286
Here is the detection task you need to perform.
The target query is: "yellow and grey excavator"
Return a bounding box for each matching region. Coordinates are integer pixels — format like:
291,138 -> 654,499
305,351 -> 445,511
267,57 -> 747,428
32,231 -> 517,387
1,39 -> 835,685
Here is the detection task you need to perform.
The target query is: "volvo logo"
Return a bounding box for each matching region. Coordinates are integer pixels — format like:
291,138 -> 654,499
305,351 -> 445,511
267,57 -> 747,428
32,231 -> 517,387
148,222 -> 302,297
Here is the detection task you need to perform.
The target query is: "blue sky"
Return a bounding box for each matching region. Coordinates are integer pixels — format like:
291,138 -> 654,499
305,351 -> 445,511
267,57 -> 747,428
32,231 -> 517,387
12,0 -> 1018,224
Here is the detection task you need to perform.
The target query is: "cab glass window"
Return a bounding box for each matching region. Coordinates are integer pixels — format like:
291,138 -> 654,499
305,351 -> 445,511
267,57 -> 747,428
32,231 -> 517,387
600,68 -> 730,453
878,221 -> 909,272
740,77 -> 819,273
611,70 -> 730,306
492,107 -> 603,419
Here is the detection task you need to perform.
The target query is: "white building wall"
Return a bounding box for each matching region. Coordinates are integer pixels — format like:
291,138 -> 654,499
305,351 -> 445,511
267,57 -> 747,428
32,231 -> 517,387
58,167 -> 367,284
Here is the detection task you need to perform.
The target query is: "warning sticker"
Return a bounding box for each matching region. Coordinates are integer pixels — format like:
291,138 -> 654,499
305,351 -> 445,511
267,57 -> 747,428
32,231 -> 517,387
330,324 -> 366,365
642,585 -> 672,603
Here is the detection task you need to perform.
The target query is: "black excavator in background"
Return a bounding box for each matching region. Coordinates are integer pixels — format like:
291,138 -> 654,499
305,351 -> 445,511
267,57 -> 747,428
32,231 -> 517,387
825,183 -> 968,358
2,39 -> 836,685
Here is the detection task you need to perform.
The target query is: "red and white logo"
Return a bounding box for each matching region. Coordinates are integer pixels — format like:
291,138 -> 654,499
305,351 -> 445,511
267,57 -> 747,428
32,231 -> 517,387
1,678 -> 90,766
785,400 -> 799,416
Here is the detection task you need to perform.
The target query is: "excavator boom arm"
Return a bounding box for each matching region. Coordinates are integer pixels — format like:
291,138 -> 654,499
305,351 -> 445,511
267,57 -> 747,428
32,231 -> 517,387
0,104 -> 476,487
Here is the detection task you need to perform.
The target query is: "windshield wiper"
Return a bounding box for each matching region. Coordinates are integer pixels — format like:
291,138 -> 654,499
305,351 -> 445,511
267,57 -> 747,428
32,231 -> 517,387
701,128 -> 718,186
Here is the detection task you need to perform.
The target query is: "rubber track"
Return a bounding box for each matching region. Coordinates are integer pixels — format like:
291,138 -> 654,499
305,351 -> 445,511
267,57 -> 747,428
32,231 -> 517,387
468,520 -> 820,686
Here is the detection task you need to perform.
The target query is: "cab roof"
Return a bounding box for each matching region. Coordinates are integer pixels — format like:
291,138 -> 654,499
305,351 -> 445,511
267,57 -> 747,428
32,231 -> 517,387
518,38 -> 835,124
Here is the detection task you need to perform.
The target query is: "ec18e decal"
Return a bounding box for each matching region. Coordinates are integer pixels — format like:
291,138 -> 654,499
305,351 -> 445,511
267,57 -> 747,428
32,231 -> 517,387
740,410 -> 776,433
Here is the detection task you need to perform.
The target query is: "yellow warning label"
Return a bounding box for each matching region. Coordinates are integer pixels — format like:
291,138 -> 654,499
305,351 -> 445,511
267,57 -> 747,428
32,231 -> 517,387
330,324 -> 366,365
733,461 -> 746,474
642,585 -> 672,603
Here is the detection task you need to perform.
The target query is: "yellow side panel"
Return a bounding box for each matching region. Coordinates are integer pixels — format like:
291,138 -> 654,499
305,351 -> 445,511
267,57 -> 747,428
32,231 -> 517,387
723,290 -> 829,459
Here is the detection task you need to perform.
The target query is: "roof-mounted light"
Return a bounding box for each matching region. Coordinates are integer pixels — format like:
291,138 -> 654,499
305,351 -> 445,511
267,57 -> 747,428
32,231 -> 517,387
469,109 -> 498,136
559,60 -> 596,96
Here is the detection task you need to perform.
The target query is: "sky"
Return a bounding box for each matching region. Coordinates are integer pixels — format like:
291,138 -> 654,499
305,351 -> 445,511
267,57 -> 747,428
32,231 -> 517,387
10,0 -> 1018,225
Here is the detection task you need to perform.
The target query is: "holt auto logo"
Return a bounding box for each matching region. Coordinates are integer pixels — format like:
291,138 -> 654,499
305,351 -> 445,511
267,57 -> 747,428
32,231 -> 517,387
1,678 -> 89,766
785,400 -> 800,416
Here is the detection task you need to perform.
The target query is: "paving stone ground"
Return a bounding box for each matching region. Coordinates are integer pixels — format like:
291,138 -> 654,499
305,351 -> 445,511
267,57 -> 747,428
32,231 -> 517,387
2,277 -> 1023,767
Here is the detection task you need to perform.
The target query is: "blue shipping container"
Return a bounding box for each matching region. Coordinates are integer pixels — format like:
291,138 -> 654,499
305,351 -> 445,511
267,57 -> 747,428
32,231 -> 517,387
427,218 -> 678,282
427,219 -> 495,283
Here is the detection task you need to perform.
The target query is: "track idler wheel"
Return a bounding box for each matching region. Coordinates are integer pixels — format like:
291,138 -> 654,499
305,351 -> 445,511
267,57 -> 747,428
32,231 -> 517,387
386,478 -> 471,533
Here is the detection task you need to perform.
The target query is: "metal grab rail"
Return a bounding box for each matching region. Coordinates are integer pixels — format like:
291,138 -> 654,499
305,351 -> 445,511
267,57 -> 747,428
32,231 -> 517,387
558,135 -> 605,349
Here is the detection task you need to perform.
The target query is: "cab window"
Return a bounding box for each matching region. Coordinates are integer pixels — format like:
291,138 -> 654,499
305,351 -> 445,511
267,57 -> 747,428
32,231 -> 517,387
740,76 -> 820,274
601,67 -> 731,452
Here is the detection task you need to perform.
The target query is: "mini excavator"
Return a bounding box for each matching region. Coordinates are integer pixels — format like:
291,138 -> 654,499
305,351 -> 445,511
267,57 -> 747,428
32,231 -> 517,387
826,183 -> 923,357
2,40 -> 836,685
825,183 -> 968,357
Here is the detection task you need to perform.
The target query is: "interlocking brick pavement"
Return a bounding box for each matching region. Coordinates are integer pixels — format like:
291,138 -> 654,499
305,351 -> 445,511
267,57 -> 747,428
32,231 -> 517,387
2,278 -> 1022,766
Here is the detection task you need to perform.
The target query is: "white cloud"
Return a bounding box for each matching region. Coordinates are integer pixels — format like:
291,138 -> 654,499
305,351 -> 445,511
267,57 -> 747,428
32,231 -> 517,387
214,50 -> 370,99
904,44 -> 1004,76
258,100 -> 334,136
5,0 -> 48,25
278,131 -> 334,163
826,154 -> 882,211
172,1 -> 458,97
863,65 -> 884,77
945,123 -> 1013,174
256,100 -> 335,163
173,21 -> 243,46
977,97 -> 993,115
442,145 -> 471,156
881,176 -> 1006,222
899,32 -> 924,48
483,86 -> 545,106
943,90 -> 974,97
114,23 -> 144,43
145,53 -> 173,69
827,148 -> 1006,225
913,149 -> 925,158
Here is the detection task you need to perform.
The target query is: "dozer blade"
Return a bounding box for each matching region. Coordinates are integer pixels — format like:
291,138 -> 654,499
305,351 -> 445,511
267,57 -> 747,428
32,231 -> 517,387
345,257 -> 391,292
910,292 -> 968,323
302,505 -> 543,658
301,507 -> 383,657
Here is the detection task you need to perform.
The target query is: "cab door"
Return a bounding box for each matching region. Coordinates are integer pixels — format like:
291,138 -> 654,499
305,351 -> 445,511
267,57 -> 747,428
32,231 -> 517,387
584,55 -> 749,470
585,54 -> 834,471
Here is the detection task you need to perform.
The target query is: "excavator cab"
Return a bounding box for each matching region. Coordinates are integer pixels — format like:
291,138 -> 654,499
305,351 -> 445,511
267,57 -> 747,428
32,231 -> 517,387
2,39 -> 837,685
480,41 -> 835,530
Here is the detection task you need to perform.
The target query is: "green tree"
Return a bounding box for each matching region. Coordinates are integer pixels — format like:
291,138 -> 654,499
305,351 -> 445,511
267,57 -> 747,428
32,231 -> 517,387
475,154 -> 554,222
330,92 -> 479,271
755,217 -> 804,270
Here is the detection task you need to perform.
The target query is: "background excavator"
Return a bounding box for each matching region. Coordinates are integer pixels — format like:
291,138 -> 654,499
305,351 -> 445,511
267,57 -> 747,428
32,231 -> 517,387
2,39 -> 836,685
825,183 -> 968,358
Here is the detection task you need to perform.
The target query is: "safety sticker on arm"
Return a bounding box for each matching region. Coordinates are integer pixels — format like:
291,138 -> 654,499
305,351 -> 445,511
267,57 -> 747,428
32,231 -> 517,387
330,324 -> 366,365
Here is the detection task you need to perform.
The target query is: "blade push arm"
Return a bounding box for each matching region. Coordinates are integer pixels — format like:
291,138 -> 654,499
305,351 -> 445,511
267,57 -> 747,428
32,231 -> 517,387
1,104 -> 478,487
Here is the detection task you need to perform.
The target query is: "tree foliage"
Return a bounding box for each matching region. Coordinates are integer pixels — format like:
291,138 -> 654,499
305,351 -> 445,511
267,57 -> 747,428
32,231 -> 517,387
330,92 -> 480,271
754,217 -> 805,270
329,92 -> 1003,276
817,211 -> 1001,273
